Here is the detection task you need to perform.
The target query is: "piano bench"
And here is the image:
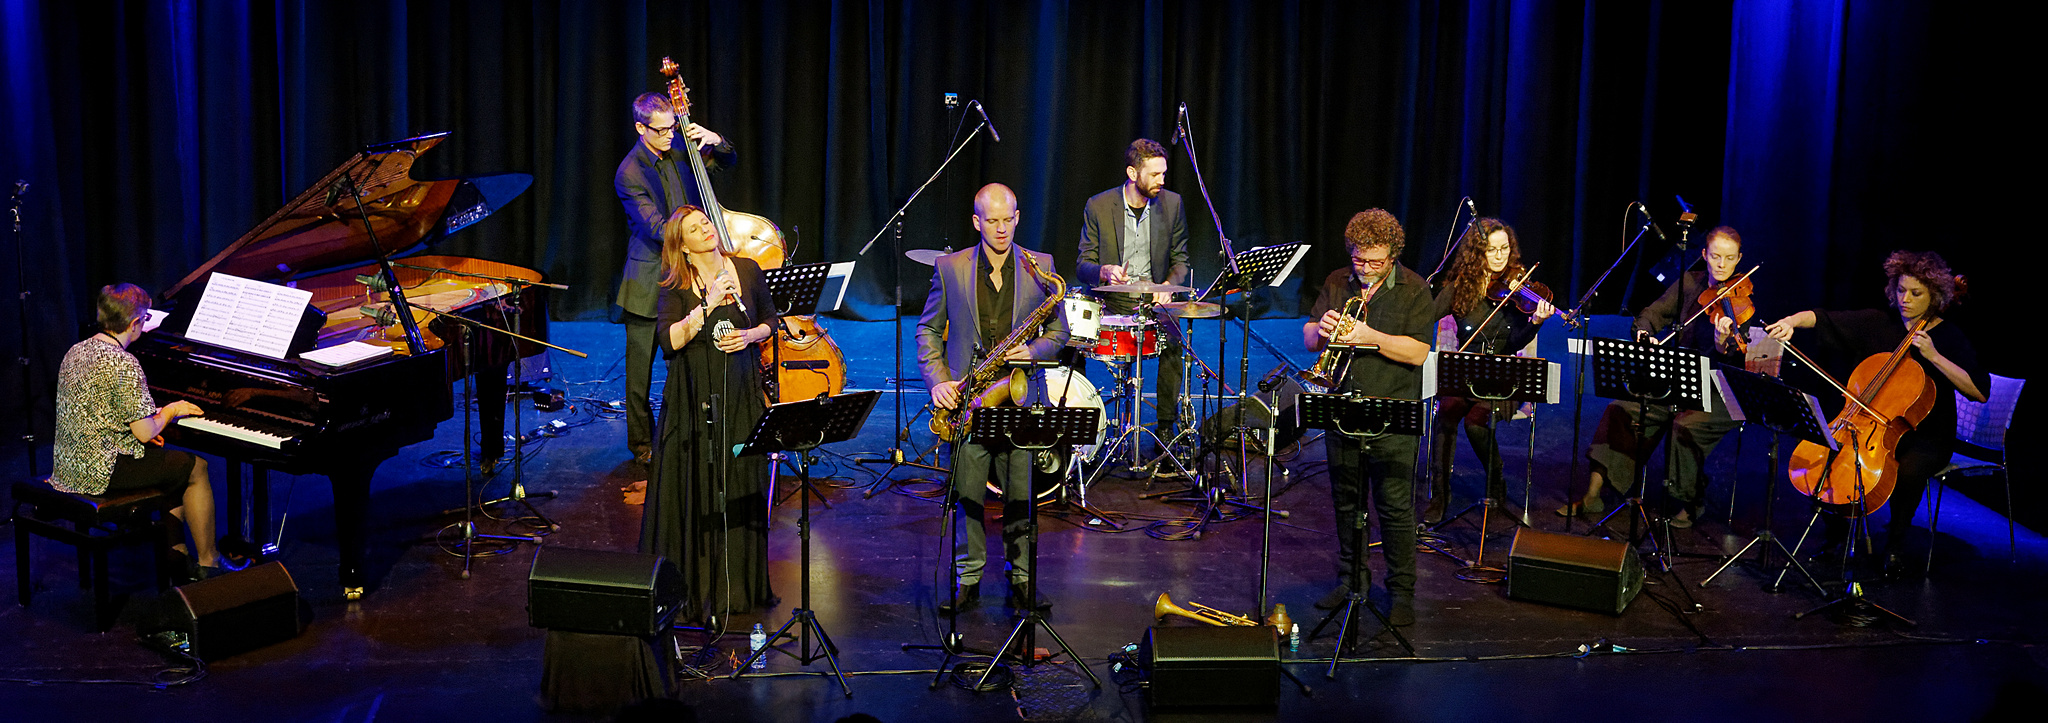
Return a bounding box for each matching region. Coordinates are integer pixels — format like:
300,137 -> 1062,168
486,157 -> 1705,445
12,477 -> 182,632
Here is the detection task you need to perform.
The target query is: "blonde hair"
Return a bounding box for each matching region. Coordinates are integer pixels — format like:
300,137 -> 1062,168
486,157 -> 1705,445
657,205 -> 710,291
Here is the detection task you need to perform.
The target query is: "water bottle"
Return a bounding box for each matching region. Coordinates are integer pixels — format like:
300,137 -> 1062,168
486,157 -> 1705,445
1289,623 -> 1301,653
749,623 -> 767,669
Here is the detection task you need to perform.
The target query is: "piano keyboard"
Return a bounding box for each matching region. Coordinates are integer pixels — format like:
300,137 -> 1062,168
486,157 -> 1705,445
178,416 -> 294,449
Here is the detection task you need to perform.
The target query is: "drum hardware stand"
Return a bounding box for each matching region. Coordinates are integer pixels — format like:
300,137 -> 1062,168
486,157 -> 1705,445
1587,337 -> 1707,612
948,404 -> 1103,692
1423,351 -> 1556,583
1297,392 -> 1421,674
856,106 -> 992,494
732,391 -> 880,696
1698,367 -> 1830,596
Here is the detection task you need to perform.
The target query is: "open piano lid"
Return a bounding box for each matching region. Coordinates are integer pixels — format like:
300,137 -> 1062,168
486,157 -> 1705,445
162,132 -> 532,301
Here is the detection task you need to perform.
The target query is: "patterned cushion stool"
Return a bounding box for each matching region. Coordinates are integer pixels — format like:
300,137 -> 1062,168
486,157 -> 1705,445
12,476 -> 181,631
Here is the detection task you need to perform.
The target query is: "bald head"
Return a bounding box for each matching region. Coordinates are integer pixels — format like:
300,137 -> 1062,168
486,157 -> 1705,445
972,183 -> 1020,254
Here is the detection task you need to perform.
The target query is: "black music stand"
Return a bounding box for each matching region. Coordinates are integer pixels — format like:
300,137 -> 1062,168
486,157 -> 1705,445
730,390 -> 880,697
1698,367 -> 1830,596
760,262 -> 840,509
1296,392 -> 1420,678
1587,337 -> 1710,602
950,404 -> 1103,693
1423,351 -> 1557,584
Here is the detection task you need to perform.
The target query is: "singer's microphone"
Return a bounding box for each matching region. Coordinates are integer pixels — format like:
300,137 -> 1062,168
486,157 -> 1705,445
1171,103 -> 1188,143
706,269 -> 748,314
1636,203 -> 1667,242
972,100 -> 1001,142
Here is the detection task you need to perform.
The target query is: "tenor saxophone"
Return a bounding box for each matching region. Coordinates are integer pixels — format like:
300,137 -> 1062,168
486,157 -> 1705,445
929,251 -> 1067,443
1299,294 -> 1365,389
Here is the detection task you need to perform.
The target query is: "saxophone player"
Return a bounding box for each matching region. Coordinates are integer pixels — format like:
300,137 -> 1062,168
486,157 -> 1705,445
917,183 -> 1071,614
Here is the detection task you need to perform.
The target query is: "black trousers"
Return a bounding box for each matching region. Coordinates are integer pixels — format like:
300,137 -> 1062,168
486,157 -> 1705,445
949,440 -> 1034,586
624,312 -> 657,458
1324,433 -> 1419,595
1429,397 -> 1510,513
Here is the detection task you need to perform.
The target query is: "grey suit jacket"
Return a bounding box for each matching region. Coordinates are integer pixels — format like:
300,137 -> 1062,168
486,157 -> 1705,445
916,245 -> 1071,387
1075,186 -> 1190,289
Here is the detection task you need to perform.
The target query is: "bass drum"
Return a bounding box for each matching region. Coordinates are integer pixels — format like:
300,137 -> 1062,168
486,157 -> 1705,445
989,366 -> 1108,501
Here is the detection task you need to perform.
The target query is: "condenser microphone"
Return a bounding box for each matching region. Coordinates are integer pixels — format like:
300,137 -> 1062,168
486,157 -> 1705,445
1171,103 -> 1188,143
972,100 -> 1001,142
1635,203 -> 1667,242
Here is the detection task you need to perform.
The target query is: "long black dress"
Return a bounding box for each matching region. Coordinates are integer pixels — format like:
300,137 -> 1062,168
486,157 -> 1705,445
639,256 -> 776,621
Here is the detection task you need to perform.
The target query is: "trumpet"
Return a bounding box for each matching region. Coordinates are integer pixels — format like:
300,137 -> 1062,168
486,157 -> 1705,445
1154,592 -> 1259,627
1299,294 -> 1366,388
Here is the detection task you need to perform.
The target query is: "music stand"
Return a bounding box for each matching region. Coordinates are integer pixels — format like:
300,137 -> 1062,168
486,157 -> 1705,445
1422,351 -> 1558,583
760,261 -> 842,509
950,404 -> 1103,693
1586,337 -> 1711,596
730,390 -> 880,697
1698,367 -> 1830,596
1295,392 -> 1420,678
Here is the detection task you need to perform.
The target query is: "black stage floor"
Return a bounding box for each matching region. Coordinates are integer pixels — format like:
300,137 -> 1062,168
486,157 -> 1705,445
5,316 -> 2044,722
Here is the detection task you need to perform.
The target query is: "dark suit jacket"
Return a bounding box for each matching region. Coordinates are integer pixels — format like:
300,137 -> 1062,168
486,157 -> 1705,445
613,138 -> 738,318
916,245 -> 1071,387
1076,186 -> 1190,289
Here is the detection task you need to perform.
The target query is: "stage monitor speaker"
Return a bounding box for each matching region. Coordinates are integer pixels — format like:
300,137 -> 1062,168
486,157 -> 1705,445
1198,365 -> 1305,451
165,561 -> 304,660
527,547 -> 684,637
1507,528 -> 1643,615
1143,626 -> 1279,709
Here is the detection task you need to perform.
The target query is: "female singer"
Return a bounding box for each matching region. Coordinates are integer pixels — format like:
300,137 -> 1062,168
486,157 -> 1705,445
1423,218 -> 1553,524
639,205 -> 778,620
52,284 -> 223,579
1765,250 -> 1986,569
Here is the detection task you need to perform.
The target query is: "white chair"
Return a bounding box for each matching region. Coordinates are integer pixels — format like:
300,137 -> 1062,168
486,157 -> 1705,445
1926,373 -> 2024,571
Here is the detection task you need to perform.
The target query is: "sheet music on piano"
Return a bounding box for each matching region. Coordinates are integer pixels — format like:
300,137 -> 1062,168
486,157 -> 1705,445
184,272 -> 315,360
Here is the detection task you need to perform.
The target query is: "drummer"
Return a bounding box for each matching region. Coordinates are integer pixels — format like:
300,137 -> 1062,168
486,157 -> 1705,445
1076,139 -> 1193,433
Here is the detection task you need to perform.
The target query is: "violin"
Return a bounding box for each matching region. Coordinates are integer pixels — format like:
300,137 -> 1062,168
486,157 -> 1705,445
1486,269 -> 1553,316
1699,275 -> 1756,353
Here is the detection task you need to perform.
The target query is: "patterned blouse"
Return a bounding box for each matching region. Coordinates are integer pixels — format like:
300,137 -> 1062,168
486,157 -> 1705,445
52,336 -> 159,495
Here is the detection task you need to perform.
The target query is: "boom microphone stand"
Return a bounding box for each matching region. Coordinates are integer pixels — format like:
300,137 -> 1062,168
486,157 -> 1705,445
854,102 -> 996,493
10,180 -> 35,480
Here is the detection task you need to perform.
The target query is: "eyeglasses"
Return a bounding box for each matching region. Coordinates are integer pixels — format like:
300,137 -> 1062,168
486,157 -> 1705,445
1350,257 -> 1392,269
644,122 -> 681,137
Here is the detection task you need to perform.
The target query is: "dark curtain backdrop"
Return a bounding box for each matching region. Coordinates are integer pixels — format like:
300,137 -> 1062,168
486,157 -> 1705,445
4,1 -> 2028,472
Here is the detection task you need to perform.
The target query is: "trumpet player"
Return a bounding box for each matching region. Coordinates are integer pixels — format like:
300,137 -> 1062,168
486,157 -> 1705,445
1301,210 -> 1436,627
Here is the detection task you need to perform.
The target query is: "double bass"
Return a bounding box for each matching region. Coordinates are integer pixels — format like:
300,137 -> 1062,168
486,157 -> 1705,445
659,58 -> 845,402
1783,318 -> 1936,515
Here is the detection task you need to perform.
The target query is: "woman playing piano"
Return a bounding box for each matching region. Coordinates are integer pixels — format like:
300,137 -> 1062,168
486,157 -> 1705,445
639,206 -> 777,621
51,284 -> 224,579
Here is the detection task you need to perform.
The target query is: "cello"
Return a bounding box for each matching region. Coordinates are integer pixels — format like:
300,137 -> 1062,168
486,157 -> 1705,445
1783,318 -> 1936,515
659,58 -> 845,403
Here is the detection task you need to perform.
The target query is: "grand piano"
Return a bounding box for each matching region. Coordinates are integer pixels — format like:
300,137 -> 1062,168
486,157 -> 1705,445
134,133 -> 540,598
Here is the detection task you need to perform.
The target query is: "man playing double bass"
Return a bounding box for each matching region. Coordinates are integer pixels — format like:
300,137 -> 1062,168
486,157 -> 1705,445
615,92 -> 736,479
1561,226 -> 1749,529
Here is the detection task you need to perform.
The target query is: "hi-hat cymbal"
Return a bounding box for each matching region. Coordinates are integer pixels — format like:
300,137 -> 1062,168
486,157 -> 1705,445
1094,280 -> 1195,294
905,248 -> 948,266
1158,301 -> 1225,318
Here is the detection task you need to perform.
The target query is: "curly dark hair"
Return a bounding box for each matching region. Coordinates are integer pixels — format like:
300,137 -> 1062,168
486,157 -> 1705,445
1125,138 -> 1167,169
1344,209 -> 1405,258
1442,218 -> 1521,318
1883,250 -> 1966,316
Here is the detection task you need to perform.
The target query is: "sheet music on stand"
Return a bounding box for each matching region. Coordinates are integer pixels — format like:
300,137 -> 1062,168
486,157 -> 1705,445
1713,366 -> 1837,450
1212,242 -> 1309,295
735,390 -> 881,458
182,272 -> 319,360
761,262 -> 846,317
1423,351 -> 1559,404
1295,393 -> 1427,438
1588,337 -> 1714,413
970,406 -> 1102,451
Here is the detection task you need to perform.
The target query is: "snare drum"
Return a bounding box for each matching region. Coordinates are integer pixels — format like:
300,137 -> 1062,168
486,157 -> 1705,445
1062,292 -> 1104,349
1089,314 -> 1159,361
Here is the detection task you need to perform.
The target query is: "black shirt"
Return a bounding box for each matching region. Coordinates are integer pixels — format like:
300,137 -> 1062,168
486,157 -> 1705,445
1432,277 -> 1541,355
1308,264 -> 1437,400
975,247 -> 1016,354
1635,270 -> 1743,366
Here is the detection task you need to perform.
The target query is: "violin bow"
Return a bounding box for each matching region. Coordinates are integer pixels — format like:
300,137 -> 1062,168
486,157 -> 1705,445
1457,262 -> 1540,354
1655,265 -> 1761,346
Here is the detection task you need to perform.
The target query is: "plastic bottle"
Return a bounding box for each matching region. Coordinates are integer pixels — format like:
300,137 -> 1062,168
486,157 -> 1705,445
749,623 -> 767,669
1290,623 -> 1301,653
